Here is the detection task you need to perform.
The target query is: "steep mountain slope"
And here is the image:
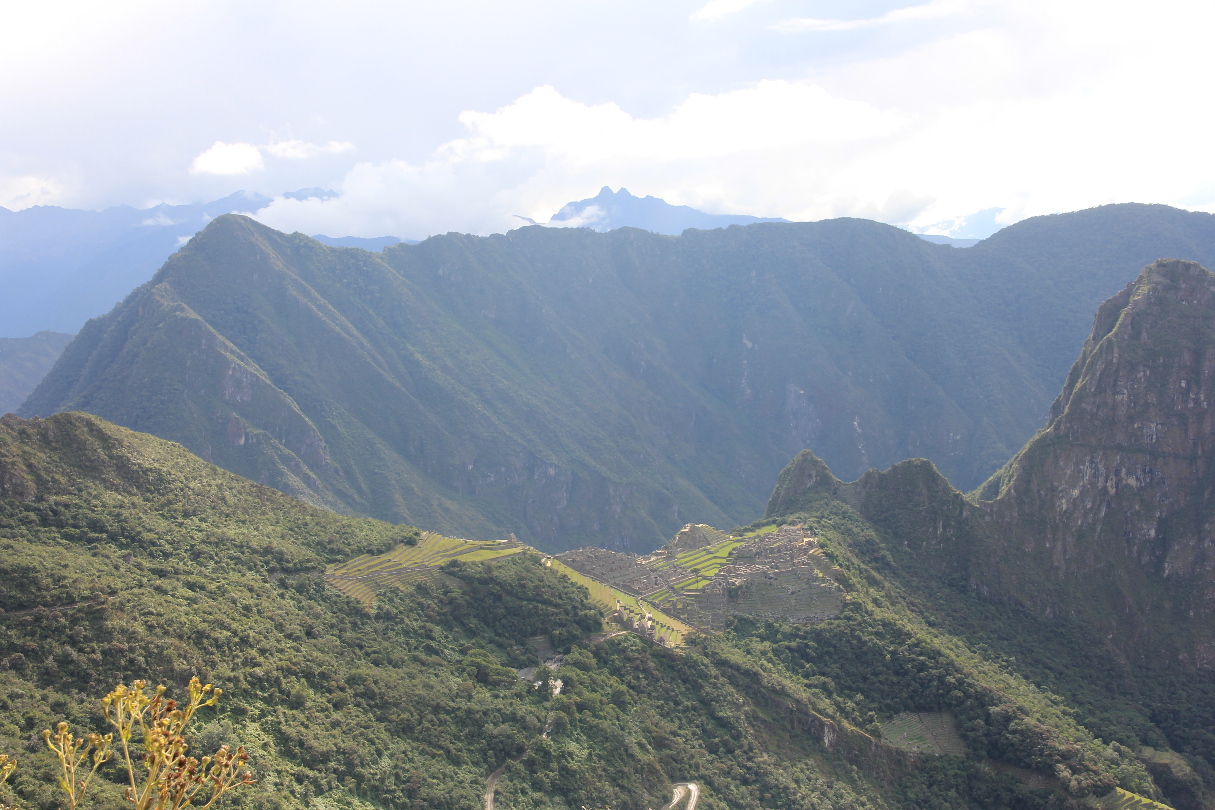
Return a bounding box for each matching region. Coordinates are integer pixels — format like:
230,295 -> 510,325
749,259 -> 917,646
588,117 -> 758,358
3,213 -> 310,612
0,411 -> 1178,810
973,259 -> 1215,667
762,445 -> 1214,810
22,207 -> 1215,551
0,332 -> 72,414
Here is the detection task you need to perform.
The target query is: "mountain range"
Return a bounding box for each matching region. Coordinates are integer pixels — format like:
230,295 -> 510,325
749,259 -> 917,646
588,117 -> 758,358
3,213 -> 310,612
0,331 -> 72,414
0,187 -> 974,343
20,203 -> 1215,552
0,191 -> 270,337
2,250 -> 1214,807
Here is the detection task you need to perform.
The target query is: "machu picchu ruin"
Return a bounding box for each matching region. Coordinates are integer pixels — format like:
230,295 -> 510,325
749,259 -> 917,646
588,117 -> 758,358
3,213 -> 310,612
555,522 -> 845,632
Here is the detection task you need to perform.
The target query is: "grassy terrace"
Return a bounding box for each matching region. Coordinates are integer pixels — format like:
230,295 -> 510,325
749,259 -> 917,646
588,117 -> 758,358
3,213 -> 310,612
1097,789 -> 1173,810
549,559 -> 693,646
650,539 -> 744,590
326,531 -> 524,605
879,712 -> 967,756
737,524 -> 778,538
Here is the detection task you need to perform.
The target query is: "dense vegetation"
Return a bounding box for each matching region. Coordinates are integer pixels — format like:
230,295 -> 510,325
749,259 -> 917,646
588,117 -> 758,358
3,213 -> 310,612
22,205 -> 1215,551
756,442 -> 1215,810
0,413 -> 891,809
0,411 -> 1199,810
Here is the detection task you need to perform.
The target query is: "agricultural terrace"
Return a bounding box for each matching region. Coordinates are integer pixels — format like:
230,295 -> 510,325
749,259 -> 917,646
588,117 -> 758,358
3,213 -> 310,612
736,524 -> 779,538
549,559 -> 692,646
1098,789 -> 1173,810
649,539 -> 744,590
879,712 -> 967,756
327,531 -> 523,605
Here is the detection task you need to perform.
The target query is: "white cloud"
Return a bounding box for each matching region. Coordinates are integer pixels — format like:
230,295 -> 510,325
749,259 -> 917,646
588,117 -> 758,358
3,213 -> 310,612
454,83 -> 903,163
775,1 -> 968,33
190,141 -> 265,176
254,82 -> 905,238
546,204 -> 607,229
190,138 -> 355,177
264,139 -> 355,160
30,0 -> 1204,240
691,0 -> 768,22
0,174 -> 64,210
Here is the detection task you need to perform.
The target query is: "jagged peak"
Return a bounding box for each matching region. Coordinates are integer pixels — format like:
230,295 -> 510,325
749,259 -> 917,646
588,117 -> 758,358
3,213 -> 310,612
1046,258 -> 1215,428
764,449 -> 844,519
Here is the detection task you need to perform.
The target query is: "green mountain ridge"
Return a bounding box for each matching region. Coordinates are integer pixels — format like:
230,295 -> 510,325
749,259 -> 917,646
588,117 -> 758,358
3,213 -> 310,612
22,205 -> 1215,552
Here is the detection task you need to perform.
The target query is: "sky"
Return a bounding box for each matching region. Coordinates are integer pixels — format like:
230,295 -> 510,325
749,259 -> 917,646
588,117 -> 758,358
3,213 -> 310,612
2,0 -> 1214,240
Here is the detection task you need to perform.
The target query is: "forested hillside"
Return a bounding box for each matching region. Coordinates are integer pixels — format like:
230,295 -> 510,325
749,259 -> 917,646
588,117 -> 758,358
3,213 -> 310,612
0,410 -> 1190,810
762,261 -> 1215,810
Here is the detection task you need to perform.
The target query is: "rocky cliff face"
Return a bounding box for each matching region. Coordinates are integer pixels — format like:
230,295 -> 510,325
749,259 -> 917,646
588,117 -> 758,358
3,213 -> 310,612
979,259 -> 1215,667
765,260 -> 1215,669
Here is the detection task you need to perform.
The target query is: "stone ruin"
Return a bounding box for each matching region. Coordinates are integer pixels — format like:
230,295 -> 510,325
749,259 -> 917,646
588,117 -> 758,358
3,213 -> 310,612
557,547 -> 676,597
667,523 -> 730,554
557,523 -> 845,638
669,525 -> 845,627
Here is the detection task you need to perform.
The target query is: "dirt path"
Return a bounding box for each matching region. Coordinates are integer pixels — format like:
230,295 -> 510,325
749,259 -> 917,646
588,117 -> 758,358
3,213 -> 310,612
661,782 -> 700,810
484,763 -> 507,810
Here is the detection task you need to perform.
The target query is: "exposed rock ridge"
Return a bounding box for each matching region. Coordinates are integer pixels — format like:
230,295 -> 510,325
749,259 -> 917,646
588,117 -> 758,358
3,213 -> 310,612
765,260 -> 1215,667
982,259 -> 1215,666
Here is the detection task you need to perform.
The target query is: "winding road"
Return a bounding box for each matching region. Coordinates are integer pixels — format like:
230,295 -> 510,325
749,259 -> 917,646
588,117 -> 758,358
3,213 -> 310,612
661,782 -> 700,810
484,763 -> 507,810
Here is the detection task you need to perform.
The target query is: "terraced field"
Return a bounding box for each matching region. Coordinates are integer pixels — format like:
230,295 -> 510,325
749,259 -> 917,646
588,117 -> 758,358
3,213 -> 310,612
1097,789 -> 1173,810
879,712 -> 967,756
549,559 -> 692,646
650,539 -> 744,590
737,524 -> 778,539
326,531 -> 524,605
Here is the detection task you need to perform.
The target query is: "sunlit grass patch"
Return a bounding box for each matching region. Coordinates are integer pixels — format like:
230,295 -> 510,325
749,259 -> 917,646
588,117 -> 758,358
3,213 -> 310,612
1097,788 -> 1173,810
327,531 -> 522,605
879,712 -> 966,756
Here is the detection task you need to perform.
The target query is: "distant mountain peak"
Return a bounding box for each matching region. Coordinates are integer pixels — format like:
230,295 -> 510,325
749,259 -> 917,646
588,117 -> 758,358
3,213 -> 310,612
545,186 -> 787,235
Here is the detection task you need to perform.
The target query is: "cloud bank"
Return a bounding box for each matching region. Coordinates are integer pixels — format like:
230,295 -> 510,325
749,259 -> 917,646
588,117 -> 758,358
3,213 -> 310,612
5,1 -> 1215,238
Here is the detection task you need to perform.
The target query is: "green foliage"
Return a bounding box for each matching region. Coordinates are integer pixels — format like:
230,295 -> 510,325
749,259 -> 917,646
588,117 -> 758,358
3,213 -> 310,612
440,556 -> 604,651
0,409 -> 1207,810
0,412 -> 899,810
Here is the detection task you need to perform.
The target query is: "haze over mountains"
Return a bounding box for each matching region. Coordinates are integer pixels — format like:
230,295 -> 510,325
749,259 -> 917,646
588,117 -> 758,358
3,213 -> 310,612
0,331 -> 73,414
0,187 -> 975,342
0,189 -> 408,339
0,192 -> 270,337
541,186 -> 788,233
21,203 -> 1215,553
